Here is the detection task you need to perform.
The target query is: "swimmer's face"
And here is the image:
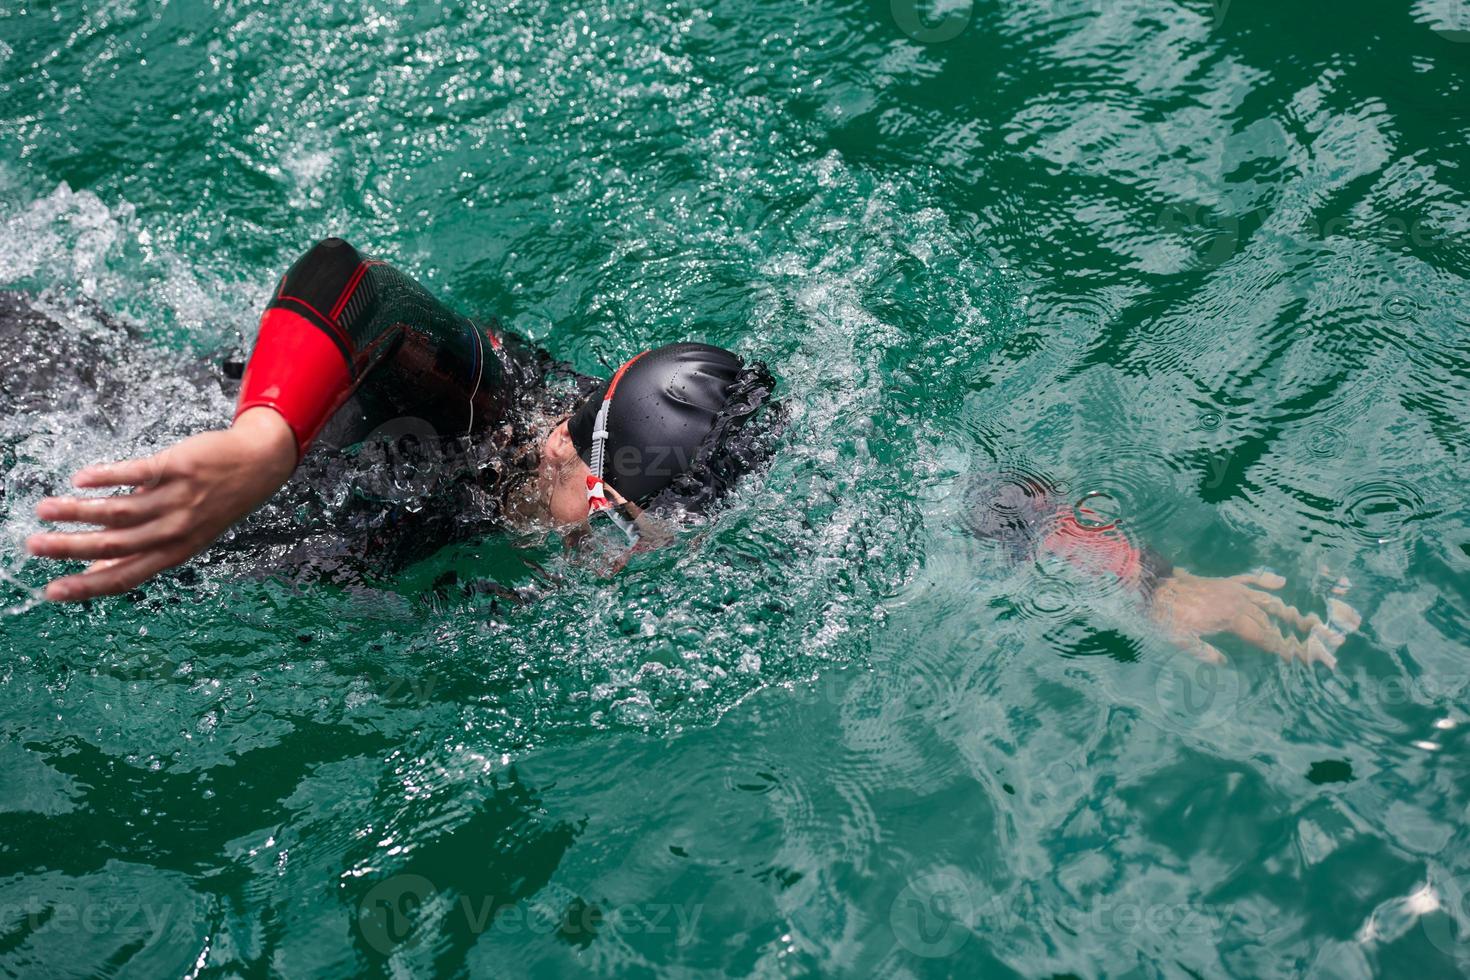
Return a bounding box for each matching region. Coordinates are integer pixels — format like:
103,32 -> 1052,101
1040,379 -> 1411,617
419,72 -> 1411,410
540,419 -> 594,525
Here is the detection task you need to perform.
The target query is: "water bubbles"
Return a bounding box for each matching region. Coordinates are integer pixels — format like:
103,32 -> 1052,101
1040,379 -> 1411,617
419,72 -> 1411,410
1008,548 -> 1137,627
0,183 -> 126,295
282,145 -> 336,210
350,416 -> 458,506
2,4 -> 1467,975
960,465 -> 1057,543
1015,573 -> 1080,623
1020,290 -> 1116,354
0,564 -> 43,617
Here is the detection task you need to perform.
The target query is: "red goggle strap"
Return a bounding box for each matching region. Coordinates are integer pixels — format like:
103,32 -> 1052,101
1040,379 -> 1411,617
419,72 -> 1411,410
586,351 -> 649,502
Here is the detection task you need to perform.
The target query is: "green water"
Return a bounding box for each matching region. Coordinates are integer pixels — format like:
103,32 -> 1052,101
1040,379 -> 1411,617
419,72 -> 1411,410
1,0 -> 1468,975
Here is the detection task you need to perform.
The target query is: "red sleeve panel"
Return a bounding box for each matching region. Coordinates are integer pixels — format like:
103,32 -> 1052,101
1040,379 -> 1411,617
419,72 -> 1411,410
1040,507 -> 1143,583
234,237 -> 373,459
235,307 -> 354,458
234,236 -> 515,464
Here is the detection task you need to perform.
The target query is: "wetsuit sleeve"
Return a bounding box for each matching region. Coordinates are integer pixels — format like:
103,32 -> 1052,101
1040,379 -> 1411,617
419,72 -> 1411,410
1040,507 -> 1173,600
236,237 -> 516,459
964,476 -> 1176,601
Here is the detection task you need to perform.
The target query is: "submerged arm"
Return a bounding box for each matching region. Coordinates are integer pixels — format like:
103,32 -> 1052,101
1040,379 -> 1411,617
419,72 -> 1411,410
1032,505 -> 1356,666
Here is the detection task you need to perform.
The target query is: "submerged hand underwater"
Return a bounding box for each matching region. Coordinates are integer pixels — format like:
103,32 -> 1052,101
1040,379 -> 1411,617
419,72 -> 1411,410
20,238 -> 1359,667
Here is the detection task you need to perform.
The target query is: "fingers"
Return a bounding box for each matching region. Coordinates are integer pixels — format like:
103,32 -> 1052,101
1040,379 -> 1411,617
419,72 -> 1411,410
1304,597 -> 1361,656
1306,632 -> 1339,669
1229,608 -> 1294,660
1247,590 -> 1326,633
1327,597 -> 1362,633
1236,574 -> 1360,667
1231,570 -> 1286,590
1311,623 -> 1346,653
44,550 -> 181,602
1236,602 -> 1276,638
1232,571 -> 1348,668
71,454 -> 166,490
1314,566 -> 1360,631
85,558 -> 128,575
1318,564 -> 1353,596
1229,609 -> 1336,668
27,517 -> 183,561
35,489 -> 170,529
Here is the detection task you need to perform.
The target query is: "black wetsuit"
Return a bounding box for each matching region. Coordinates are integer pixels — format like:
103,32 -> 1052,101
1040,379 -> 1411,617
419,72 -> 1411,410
215,239 -> 585,579
0,240 -> 597,588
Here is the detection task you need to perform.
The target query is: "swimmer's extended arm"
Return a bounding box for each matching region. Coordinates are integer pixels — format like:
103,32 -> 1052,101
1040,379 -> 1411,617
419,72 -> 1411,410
27,407 -> 296,601
1037,508 -> 1353,666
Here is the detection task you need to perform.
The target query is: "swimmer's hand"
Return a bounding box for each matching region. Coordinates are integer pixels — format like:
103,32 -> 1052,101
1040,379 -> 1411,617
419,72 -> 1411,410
1148,569 -> 1358,668
27,407 -> 297,602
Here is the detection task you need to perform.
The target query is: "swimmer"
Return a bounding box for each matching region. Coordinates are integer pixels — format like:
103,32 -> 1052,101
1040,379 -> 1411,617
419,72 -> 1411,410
966,471 -> 1362,667
25,237 -> 779,601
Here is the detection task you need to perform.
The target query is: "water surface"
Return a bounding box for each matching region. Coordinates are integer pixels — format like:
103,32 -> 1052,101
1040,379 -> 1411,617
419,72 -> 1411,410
1,0 -> 1468,975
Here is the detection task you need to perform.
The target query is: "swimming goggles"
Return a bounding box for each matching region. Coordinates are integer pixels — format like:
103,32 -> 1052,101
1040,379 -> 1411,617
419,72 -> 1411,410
585,352 -> 648,545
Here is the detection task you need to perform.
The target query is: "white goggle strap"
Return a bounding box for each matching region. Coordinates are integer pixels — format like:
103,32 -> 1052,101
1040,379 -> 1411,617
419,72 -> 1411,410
586,398 -> 639,545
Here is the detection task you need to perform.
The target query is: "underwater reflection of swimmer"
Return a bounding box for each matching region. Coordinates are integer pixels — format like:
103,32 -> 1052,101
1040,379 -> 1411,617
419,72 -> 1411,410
21,237 -> 780,600
964,471 -> 1362,667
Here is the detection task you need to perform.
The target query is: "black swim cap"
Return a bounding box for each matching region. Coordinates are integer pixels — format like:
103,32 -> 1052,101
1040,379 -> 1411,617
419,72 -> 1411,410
569,342 -> 776,510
